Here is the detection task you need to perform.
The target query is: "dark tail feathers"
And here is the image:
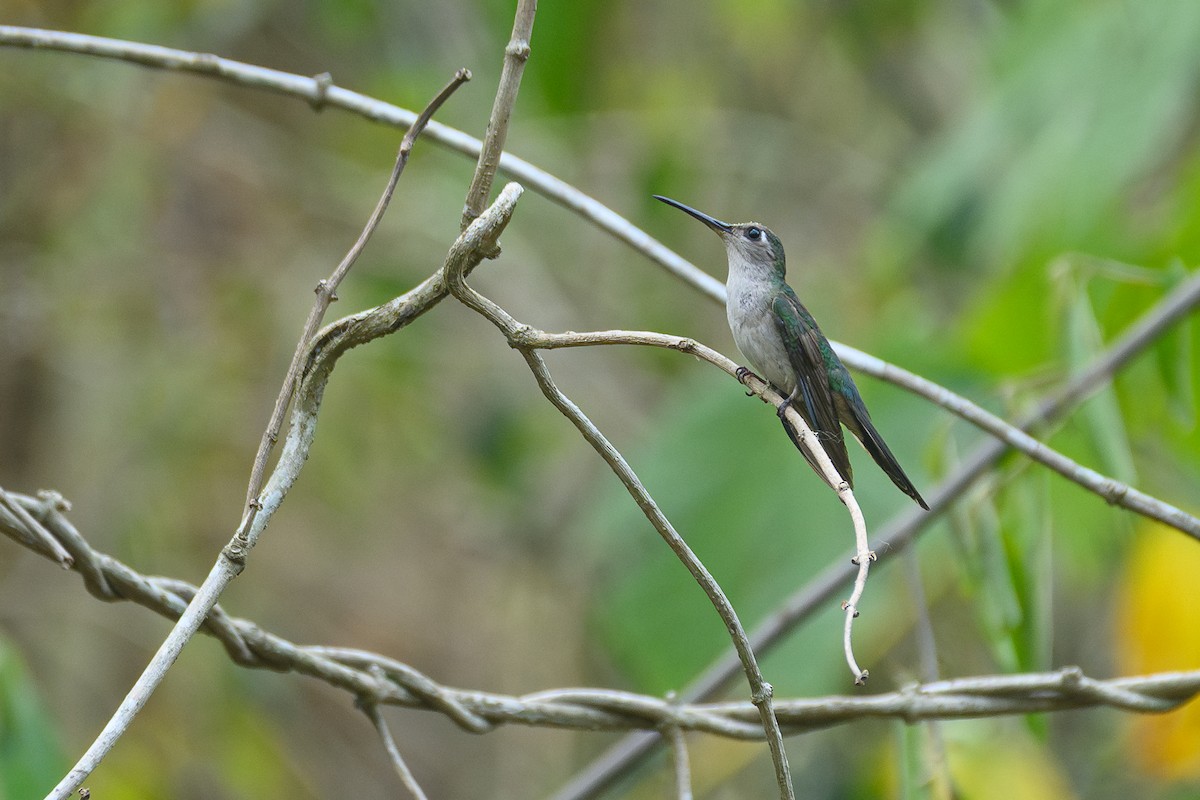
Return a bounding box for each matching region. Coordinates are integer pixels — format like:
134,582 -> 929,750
848,411 -> 929,510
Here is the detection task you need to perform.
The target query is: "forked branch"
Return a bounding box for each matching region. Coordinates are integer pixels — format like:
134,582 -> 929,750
444,183 -> 797,799
43,70 -> 472,800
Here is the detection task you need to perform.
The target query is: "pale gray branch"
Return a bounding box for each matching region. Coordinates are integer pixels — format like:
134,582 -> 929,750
0,486 -> 73,568
0,26 -> 724,305
508,327 -> 1200,541
834,268 -> 1200,542
664,722 -> 694,800
44,70 -> 482,800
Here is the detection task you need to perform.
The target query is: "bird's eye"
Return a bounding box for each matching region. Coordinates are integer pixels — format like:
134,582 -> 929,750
746,227 -> 762,241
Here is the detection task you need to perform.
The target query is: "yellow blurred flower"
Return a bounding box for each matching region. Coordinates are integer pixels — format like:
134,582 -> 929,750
1115,521 -> 1200,779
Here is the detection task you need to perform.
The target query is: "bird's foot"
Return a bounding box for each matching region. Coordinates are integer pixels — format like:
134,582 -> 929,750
735,366 -> 760,396
776,386 -> 801,419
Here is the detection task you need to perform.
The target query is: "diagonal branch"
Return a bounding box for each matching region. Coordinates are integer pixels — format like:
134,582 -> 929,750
549,268 -> 1200,800
0,26 -> 720,295
461,0 -> 536,229
517,349 -> 795,799
664,722 -> 694,800
361,698 -> 430,800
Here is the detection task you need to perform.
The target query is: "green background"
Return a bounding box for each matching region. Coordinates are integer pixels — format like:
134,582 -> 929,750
1,0 -> 1199,797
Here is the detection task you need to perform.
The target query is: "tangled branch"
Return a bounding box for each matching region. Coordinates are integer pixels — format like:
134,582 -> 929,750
3,487 -> 1196,738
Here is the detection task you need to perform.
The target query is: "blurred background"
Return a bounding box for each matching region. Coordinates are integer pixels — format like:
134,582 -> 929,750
2,0 -> 1200,797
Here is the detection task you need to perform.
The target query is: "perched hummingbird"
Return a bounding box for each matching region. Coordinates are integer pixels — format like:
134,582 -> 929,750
654,195 -> 928,510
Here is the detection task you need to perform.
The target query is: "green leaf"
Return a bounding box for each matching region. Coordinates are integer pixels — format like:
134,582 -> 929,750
1153,264 -> 1197,425
1065,285 -> 1138,485
0,638 -> 64,799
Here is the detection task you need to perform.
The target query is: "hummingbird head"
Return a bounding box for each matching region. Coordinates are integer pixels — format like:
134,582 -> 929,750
653,195 -> 786,280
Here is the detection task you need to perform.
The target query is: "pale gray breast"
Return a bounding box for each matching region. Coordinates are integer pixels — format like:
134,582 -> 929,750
725,280 -> 796,394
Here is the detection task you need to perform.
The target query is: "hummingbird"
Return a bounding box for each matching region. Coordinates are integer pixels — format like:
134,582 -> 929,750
654,195 -> 928,510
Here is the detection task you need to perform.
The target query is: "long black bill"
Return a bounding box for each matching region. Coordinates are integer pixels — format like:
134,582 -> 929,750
652,195 -> 733,233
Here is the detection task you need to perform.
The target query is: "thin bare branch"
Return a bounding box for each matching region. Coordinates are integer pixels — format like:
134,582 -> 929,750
362,700 -> 430,800
0,486 -> 73,568
664,722 -> 694,800
503,327 -> 1200,540
243,67 -> 471,509
519,349 -> 794,799
461,0 -> 537,229
834,267 -> 1200,542
0,26 -> 723,302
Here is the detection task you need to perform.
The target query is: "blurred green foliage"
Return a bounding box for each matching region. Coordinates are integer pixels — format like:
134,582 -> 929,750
1,0 -> 1199,797
0,639 -> 64,800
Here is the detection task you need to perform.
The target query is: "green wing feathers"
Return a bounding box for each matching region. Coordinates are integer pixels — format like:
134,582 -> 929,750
771,289 -> 927,509
771,292 -> 854,488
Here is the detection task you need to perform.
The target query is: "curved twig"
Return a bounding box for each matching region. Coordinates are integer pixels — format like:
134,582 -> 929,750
550,269 -> 1200,800
498,328 -> 1200,542
0,25 -> 723,300
362,699 -> 430,800
443,183 -> 795,800
243,67 -> 471,510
